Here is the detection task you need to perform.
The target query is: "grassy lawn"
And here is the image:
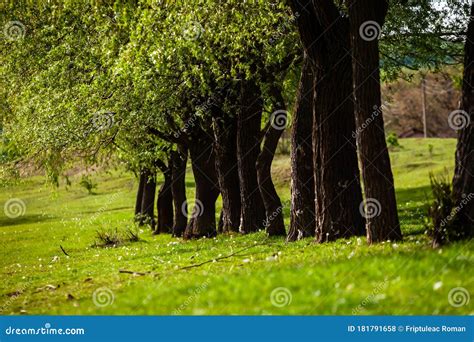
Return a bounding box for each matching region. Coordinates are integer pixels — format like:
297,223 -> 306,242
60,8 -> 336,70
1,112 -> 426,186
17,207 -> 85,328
0,138 -> 472,315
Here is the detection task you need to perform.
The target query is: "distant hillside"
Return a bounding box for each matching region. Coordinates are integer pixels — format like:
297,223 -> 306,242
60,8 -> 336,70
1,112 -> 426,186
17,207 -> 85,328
382,67 -> 462,138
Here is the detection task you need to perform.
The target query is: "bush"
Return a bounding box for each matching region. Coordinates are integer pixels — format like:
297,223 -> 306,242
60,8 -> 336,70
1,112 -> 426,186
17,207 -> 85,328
426,172 -> 468,247
79,175 -> 97,195
94,227 -> 141,248
386,132 -> 401,149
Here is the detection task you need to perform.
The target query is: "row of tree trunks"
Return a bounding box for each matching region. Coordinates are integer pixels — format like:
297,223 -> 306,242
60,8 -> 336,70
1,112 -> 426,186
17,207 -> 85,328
348,0 -> 402,243
213,108 -> 242,233
290,0 -> 365,242
287,55 -> 315,241
257,86 -> 287,236
451,2 -> 474,241
237,78 -> 267,233
133,145 -> 188,236
171,146 -> 188,237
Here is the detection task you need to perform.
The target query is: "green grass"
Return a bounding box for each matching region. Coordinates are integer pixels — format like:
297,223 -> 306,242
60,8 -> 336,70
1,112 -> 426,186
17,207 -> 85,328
0,138 -> 472,315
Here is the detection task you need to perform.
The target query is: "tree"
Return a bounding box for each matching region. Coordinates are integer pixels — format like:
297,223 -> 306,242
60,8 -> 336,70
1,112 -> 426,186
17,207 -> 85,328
451,2 -> 474,240
237,77 -> 267,233
155,158 -> 174,234
348,0 -> 402,243
170,146 -> 188,237
257,83 -> 287,237
290,0 -> 365,242
134,172 -> 146,220
212,103 -> 241,233
140,170 -> 157,228
287,55 -> 315,241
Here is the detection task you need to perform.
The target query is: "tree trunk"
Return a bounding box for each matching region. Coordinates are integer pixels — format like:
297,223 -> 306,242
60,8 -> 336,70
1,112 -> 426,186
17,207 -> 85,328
257,85 -> 286,237
348,0 -> 402,243
184,138 -> 220,239
140,170 -> 156,229
171,146 -> 188,237
213,110 -> 241,233
451,2 -> 474,240
291,0 -> 366,242
134,171 -> 146,222
287,55 -> 315,242
237,79 -> 266,233
155,158 -> 174,234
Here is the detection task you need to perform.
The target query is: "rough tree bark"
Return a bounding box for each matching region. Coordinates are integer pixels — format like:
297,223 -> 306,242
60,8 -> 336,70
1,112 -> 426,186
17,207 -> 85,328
348,0 -> 402,243
155,158 -> 174,234
134,171 -> 146,221
257,85 -> 287,236
237,78 -> 266,233
184,133 -> 220,239
171,145 -> 188,237
287,55 -> 316,241
140,170 -> 156,229
451,2 -> 474,239
213,108 -> 241,233
291,0 -> 366,242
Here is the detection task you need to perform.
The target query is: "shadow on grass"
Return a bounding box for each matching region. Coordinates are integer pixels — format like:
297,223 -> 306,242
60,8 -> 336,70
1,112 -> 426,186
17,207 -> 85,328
0,214 -> 56,228
396,185 -> 432,236
77,206 -> 132,216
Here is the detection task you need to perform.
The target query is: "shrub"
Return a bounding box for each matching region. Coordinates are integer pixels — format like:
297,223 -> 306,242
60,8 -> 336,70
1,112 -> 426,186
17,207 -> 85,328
79,175 -> 97,195
426,171 -> 469,247
386,132 -> 401,149
94,226 -> 141,248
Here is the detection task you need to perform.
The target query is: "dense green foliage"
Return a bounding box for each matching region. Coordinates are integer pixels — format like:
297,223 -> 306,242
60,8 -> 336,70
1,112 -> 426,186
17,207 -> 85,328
0,0 -> 470,181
